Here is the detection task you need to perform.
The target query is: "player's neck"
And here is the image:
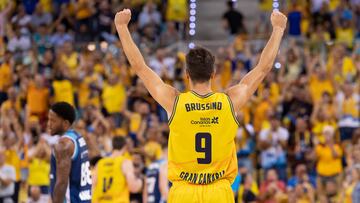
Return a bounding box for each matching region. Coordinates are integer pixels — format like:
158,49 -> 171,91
190,82 -> 213,96
111,149 -> 125,157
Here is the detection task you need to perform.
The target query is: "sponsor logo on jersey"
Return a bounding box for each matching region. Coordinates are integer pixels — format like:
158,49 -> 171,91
190,117 -> 219,126
179,170 -> 225,184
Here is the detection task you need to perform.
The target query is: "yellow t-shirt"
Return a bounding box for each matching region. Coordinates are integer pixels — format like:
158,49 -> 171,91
166,0 -> 188,22
259,0 -> 272,11
0,63 -> 11,92
253,100 -> 271,132
78,74 -> 99,108
5,149 -> 21,181
312,120 -> 337,142
342,96 -> 359,118
220,60 -> 232,89
101,83 -> 126,114
61,53 -> 78,73
39,0 -> 52,12
52,80 -> 74,106
168,91 -> 239,184
342,57 -> 357,80
315,144 -> 343,176
336,27 -> 354,48
144,141 -> 162,166
93,156 -> 129,203
344,183 -> 356,203
27,83 -> 49,114
28,158 -> 50,186
329,0 -> 340,11
129,113 -> 141,133
309,75 -> 334,102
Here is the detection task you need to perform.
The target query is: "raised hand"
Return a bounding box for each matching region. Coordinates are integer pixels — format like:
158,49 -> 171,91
271,11 -> 287,31
114,9 -> 132,28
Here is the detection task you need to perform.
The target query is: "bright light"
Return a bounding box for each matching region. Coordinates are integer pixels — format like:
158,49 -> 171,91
100,41 -> 108,51
190,0 -> 196,2
190,9 -> 196,16
87,43 -> 96,51
190,3 -> 196,9
189,42 -> 195,49
189,23 -> 196,29
274,62 -> 281,69
273,2 -> 279,8
190,16 -> 196,22
189,29 -> 196,36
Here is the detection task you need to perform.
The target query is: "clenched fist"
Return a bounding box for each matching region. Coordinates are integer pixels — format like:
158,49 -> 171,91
115,9 -> 131,27
271,11 -> 287,31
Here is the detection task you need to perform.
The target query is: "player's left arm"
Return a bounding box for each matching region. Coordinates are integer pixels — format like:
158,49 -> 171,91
52,138 -> 74,203
226,11 -> 287,111
159,163 -> 169,200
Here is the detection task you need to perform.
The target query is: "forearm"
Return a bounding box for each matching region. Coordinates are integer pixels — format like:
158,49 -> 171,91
116,25 -> 146,70
52,181 -> 68,203
239,28 -> 284,93
257,28 -> 284,73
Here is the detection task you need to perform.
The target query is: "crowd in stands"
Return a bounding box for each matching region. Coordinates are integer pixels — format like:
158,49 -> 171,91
0,0 -> 358,203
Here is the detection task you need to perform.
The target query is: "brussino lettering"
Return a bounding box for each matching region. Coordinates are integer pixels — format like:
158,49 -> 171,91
179,170 -> 225,184
185,102 -> 222,112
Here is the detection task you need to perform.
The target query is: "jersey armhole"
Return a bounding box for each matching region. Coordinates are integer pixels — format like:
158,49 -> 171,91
62,135 -> 78,160
168,95 -> 180,126
225,94 -> 241,126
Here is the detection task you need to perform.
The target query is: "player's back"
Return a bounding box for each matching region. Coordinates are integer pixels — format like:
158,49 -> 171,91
50,130 -> 92,203
93,155 -> 129,203
145,159 -> 166,203
168,91 -> 239,185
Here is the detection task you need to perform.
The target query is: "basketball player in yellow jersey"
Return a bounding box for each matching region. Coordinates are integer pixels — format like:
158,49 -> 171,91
92,136 -> 142,203
115,9 -> 287,203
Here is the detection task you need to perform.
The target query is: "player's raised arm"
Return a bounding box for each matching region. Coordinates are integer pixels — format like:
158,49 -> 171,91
114,9 -> 178,113
52,138 -> 74,203
226,11 -> 287,111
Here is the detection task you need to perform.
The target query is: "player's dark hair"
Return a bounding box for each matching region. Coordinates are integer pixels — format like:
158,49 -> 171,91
112,136 -> 126,150
90,156 -> 102,167
50,102 -> 76,125
186,46 -> 215,83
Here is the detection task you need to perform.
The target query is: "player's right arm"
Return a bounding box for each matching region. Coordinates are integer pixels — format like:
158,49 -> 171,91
122,159 -> 143,193
226,11 -> 287,111
52,138 -> 74,203
114,9 -> 178,113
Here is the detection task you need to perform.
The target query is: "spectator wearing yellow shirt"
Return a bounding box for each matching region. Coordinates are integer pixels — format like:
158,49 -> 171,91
337,83 -> 360,142
3,121 -> 22,203
26,75 -> 49,126
0,52 -> 13,105
0,87 -> 21,117
307,55 -> 334,102
51,72 -> 74,106
315,126 -> 343,197
253,89 -> 272,132
102,75 -> 126,127
60,42 -> 79,76
311,103 -> 337,143
27,138 -> 51,203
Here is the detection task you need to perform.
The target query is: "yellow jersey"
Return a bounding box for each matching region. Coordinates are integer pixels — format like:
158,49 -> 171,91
52,80 -> 74,106
28,158 -> 50,186
92,156 -> 129,203
168,91 -> 239,185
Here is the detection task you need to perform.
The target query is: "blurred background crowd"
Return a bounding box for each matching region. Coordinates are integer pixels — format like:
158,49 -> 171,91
0,0 -> 358,203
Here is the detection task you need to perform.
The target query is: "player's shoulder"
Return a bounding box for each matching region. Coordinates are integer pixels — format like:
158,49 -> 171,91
54,136 -> 75,158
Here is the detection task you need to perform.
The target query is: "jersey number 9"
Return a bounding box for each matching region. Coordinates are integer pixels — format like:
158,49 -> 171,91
195,133 -> 212,164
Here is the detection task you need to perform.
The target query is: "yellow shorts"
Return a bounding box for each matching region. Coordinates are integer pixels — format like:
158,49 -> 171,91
168,179 -> 234,203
